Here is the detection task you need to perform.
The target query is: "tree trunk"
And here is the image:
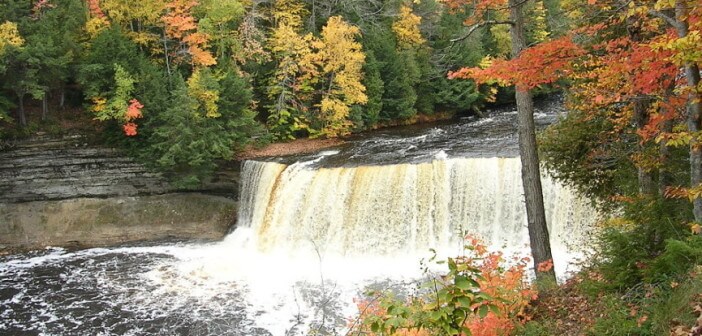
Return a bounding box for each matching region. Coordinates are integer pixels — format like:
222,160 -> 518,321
509,0 -> 556,285
659,83 -> 676,194
627,17 -> 655,195
675,1 -> 702,222
42,92 -> 49,121
59,88 -> 65,109
659,117 -> 674,195
633,98 -> 655,195
163,32 -> 172,77
17,93 -> 27,127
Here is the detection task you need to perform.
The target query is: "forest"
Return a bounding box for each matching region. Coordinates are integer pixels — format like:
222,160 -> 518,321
1,0 -> 702,335
0,0 -> 524,185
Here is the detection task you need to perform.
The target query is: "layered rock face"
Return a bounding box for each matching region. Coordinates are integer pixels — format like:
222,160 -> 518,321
0,135 -> 238,250
0,135 -> 173,203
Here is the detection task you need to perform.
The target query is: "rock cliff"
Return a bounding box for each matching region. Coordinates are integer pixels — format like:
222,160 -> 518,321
0,135 -> 173,203
0,134 -> 239,251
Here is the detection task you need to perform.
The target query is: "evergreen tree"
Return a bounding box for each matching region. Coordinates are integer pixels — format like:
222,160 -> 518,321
350,49 -> 384,130
148,67 -> 259,187
364,29 -> 418,121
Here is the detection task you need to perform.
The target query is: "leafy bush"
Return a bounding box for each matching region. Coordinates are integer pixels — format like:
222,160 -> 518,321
591,196 -> 693,289
349,236 -> 535,336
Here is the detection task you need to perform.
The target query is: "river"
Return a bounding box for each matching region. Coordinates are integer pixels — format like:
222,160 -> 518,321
0,97 -> 596,335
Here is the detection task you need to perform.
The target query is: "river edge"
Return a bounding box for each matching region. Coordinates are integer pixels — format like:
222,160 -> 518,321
0,193 -> 237,256
236,111 -> 457,160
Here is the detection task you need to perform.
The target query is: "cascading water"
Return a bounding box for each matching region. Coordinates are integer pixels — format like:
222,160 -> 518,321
0,98 -> 598,335
232,156 -> 592,275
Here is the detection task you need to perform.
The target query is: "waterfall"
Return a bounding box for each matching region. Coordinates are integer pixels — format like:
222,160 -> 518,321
231,157 -> 595,275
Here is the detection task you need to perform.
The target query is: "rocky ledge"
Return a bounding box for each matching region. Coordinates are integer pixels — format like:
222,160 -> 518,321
0,134 -> 173,203
0,134 -> 239,251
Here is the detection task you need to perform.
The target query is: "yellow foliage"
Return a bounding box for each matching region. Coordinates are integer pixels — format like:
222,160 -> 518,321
187,69 -> 221,118
0,21 -> 24,54
101,0 -> 165,26
601,217 -> 636,229
91,97 -> 107,114
319,97 -> 352,137
266,11 -> 316,137
392,5 -> 425,49
85,17 -> 110,39
269,24 -> 316,81
489,11 -> 511,57
127,31 -> 160,48
527,0 -> 550,43
272,0 -> 308,28
313,16 -> 367,137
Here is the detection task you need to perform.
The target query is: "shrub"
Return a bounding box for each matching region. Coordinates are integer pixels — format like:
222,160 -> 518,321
349,236 -> 536,336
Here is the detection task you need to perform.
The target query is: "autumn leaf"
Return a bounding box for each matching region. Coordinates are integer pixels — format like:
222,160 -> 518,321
123,122 -> 138,136
392,5 -> 426,49
125,99 -> 144,121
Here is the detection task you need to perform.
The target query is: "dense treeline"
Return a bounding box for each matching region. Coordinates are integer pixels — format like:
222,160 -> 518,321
0,0 -> 553,184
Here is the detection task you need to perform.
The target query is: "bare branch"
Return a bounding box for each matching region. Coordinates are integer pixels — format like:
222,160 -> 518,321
647,9 -> 685,31
450,20 -> 514,43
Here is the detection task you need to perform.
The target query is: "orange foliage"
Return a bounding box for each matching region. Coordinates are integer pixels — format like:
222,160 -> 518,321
464,237 -> 536,336
162,0 -> 216,66
125,99 -> 143,121
122,99 -> 143,136
162,0 -> 198,40
123,122 -> 138,136
449,36 -> 585,91
352,236 -> 535,336
87,0 -> 105,18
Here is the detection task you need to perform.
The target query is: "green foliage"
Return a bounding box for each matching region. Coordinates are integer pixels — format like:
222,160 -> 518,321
363,29 -> 419,121
648,276 -> 702,335
350,49 -> 384,130
595,197 -> 692,289
587,295 -> 653,336
539,109 -> 636,206
648,236 -> 702,282
1,0 -> 501,180
358,252 -> 499,336
146,68 -> 260,187
78,27 -> 144,99
92,64 -> 136,122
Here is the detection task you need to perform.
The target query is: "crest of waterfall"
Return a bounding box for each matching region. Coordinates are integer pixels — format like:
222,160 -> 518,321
232,157 -> 595,275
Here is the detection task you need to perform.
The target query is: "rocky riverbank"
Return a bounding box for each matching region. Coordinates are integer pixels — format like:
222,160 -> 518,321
0,134 -> 239,252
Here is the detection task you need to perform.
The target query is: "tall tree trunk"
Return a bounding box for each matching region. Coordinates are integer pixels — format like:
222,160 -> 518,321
659,117 -> 674,195
42,92 -> 49,121
17,93 -> 26,127
659,83 -> 676,195
627,17 -> 655,195
509,0 -> 556,285
633,98 -> 655,194
59,88 -> 65,109
163,32 -> 172,77
675,1 -> 702,222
